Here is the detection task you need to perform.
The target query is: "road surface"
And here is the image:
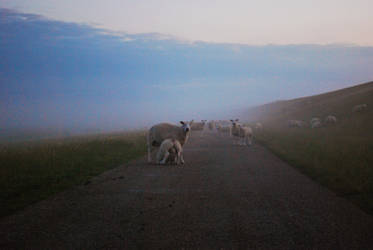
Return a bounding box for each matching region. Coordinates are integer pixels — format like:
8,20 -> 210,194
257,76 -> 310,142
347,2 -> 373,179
1,130 -> 373,249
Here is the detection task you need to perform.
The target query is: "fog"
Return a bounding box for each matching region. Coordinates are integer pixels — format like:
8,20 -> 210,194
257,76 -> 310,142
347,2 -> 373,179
1,8 -> 373,136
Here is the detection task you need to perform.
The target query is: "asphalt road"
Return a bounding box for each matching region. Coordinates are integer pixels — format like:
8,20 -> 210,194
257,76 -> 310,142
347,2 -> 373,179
1,130 -> 373,249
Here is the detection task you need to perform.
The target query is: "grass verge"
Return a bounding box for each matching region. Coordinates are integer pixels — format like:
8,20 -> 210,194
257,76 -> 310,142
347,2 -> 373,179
0,130 -> 147,218
254,126 -> 373,215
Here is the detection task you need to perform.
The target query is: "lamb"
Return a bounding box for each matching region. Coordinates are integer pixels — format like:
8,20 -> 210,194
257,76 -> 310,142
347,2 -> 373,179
156,138 -> 183,165
147,120 -> 193,163
230,119 -> 253,146
324,115 -> 337,124
353,104 -> 368,112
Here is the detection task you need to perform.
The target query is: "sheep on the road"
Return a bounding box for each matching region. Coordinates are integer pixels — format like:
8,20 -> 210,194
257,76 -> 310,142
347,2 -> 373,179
147,120 -> 193,163
230,120 -> 253,146
156,138 -> 183,165
191,120 -> 207,131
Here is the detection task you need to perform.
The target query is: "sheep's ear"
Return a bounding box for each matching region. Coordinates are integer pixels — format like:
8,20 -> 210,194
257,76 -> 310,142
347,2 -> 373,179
180,121 -> 185,125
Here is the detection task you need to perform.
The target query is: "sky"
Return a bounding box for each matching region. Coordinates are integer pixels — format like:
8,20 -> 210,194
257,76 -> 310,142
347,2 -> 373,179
2,0 -> 373,45
0,3 -> 373,134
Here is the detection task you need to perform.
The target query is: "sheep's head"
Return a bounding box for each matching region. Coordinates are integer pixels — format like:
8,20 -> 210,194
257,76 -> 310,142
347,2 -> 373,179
180,120 -> 193,133
230,119 -> 239,127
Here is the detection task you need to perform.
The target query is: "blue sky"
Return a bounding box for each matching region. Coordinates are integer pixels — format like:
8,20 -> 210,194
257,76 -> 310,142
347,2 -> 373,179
0,7 -> 373,132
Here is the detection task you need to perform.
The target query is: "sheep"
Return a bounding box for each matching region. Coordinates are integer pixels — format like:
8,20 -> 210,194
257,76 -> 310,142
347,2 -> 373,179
216,124 -> 231,136
353,104 -> 368,112
288,120 -> 306,128
311,120 -> 322,128
324,115 -> 337,124
208,120 -> 215,130
147,120 -> 193,163
255,122 -> 263,130
191,120 -> 207,131
308,117 -> 321,128
156,138 -> 183,165
310,117 -> 321,124
230,120 -> 253,146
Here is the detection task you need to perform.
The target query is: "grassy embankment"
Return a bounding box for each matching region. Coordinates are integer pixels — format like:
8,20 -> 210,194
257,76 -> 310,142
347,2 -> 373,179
0,130 -> 147,218
246,81 -> 373,214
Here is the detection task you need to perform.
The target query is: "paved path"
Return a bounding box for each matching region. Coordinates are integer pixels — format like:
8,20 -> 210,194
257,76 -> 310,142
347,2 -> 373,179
1,131 -> 373,249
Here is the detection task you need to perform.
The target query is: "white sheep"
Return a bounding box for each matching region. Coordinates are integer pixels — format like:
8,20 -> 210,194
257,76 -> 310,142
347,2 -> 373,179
230,120 -> 253,146
311,120 -> 322,128
324,115 -> 337,124
147,120 -> 193,163
191,120 -> 207,131
310,117 -> 321,124
156,138 -> 183,165
207,120 -> 215,130
353,104 -> 368,112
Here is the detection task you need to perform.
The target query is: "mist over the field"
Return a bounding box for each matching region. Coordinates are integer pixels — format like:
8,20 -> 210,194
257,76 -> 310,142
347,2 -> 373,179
1,8 -> 373,134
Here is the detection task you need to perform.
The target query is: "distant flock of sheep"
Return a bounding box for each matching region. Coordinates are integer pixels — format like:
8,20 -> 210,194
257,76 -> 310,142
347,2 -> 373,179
147,119 -> 257,165
146,103 -> 368,165
288,103 -> 368,128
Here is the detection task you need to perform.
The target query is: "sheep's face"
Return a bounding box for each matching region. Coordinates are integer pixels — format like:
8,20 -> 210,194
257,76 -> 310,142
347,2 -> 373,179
180,121 -> 192,133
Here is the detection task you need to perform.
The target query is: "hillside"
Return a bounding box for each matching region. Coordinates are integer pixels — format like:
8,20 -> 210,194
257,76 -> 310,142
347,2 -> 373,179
242,81 -> 373,214
244,81 -> 373,128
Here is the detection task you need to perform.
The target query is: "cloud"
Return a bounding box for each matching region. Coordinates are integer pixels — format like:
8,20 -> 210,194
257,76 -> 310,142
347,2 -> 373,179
1,8 -> 373,132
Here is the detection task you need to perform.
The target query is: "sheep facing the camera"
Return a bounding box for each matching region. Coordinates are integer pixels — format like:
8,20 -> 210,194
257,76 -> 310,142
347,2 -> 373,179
156,138 -> 183,165
230,119 -> 253,146
147,120 -> 193,163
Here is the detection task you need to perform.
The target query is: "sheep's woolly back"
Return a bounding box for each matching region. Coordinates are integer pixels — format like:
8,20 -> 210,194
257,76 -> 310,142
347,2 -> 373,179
149,123 -> 189,147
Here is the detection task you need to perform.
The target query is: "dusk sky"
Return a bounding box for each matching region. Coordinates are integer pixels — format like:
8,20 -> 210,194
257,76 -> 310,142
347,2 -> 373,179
1,2 -> 373,133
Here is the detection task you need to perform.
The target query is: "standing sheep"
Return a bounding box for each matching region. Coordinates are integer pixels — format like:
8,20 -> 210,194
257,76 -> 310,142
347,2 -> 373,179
230,120 -> 253,146
353,104 -> 368,112
147,120 -> 193,163
310,117 -> 321,128
208,120 -> 215,130
156,138 -> 183,165
324,115 -> 337,124
191,120 -> 207,131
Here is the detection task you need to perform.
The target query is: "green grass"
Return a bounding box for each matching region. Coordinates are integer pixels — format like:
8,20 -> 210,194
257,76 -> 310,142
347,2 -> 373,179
247,81 -> 373,214
0,130 -> 147,218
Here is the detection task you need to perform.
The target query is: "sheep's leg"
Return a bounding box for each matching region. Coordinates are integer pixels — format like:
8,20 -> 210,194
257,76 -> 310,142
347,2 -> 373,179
176,151 -> 181,165
180,153 -> 185,164
147,133 -> 152,163
160,151 -> 169,165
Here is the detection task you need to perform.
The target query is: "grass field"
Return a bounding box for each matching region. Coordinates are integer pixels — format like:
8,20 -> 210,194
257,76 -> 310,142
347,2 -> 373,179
0,130 -> 147,218
246,81 -> 373,214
